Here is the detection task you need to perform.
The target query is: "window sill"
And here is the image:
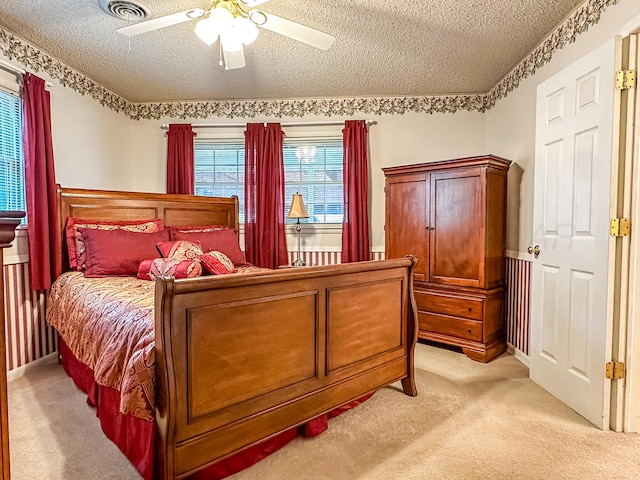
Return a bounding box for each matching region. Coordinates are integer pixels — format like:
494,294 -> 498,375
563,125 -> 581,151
285,223 -> 342,234
238,224 -> 342,234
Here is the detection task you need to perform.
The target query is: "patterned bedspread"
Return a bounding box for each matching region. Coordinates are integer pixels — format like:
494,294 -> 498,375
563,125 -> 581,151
46,266 -> 270,422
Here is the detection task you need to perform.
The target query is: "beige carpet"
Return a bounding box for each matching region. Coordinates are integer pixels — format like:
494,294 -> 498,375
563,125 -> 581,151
8,342 -> 640,480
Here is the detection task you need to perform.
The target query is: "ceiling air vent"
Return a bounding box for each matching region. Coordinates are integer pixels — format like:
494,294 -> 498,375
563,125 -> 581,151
99,0 -> 151,22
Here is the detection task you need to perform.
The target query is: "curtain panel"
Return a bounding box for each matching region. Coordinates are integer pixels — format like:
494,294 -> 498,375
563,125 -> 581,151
341,120 -> 371,263
166,124 -> 195,195
244,123 -> 287,269
22,73 -> 60,290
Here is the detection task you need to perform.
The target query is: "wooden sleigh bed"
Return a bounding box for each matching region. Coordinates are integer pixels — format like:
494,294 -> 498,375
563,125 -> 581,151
49,185 -> 418,480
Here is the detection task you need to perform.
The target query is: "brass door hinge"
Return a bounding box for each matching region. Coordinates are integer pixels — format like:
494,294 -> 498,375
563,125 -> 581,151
616,70 -> 637,90
606,361 -> 625,380
610,218 -> 630,237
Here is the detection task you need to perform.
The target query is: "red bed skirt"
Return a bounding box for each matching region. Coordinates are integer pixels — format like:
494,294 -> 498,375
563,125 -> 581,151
58,339 -> 372,479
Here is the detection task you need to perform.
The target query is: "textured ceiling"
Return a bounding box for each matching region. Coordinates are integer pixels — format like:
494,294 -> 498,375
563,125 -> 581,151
0,0 -> 587,103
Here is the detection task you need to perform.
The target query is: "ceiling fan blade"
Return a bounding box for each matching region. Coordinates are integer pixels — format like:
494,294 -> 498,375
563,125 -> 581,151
116,8 -> 205,37
251,11 -> 335,50
239,0 -> 271,6
223,48 -> 246,70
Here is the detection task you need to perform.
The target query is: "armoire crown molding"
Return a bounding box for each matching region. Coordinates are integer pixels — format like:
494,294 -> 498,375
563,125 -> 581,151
0,0 -> 620,120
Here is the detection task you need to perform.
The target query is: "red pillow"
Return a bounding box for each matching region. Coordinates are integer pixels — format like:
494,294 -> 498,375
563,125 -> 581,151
66,218 -> 164,271
199,251 -> 235,275
79,228 -> 170,277
168,224 -> 227,235
137,258 -> 202,281
172,229 -> 245,265
157,240 -> 203,261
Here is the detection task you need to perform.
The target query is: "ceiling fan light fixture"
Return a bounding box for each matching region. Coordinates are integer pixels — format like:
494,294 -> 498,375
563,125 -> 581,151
220,31 -> 243,52
194,17 -> 219,45
115,0 -> 336,70
194,6 -> 234,46
210,5 -> 234,30
234,16 -> 259,45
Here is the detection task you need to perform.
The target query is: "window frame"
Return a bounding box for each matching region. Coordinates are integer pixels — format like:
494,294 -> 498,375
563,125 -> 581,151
0,83 -> 26,223
193,130 -> 344,231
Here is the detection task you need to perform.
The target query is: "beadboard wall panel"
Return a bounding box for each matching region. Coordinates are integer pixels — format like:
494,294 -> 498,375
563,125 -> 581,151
505,257 -> 531,356
3,263 -> 56,371
286,250 -> 385,266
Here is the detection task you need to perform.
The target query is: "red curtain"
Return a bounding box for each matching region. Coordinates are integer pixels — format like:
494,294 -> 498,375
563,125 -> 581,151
22,73 -> 60,291
244,123 -> 287,268
166,124 -> 195,195
341,120 -> 370,263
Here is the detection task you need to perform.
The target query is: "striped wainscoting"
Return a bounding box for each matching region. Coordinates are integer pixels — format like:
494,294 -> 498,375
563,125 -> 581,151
505,256 -> 532,357
3,263 -> 56,371
286,250 -> 385,266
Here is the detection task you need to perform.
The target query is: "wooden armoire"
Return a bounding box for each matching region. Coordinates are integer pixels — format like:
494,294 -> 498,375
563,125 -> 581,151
383,155 -> 510,362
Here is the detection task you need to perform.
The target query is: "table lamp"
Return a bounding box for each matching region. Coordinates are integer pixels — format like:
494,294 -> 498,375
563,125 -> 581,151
287,193 -> 309,266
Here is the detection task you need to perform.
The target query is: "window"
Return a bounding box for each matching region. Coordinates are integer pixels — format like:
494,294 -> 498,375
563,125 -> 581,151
194,138 -> 343,224
283,139 -> 343,224
194,141 -> 245,221
0,88 -> 25,218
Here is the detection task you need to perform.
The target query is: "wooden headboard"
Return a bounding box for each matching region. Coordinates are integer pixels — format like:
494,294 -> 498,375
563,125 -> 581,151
55,185 -> 240,273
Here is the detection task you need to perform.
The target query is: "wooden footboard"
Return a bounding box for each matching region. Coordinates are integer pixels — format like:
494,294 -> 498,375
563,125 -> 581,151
154,258 -> 417,479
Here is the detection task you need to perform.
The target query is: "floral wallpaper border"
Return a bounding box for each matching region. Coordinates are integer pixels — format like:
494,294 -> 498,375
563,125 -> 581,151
485,0 -> 620,109
0,0 -> 621,120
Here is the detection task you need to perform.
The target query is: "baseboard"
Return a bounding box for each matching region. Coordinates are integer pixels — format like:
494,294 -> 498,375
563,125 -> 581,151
507,342 -> 530,368
6,352 -> 57,382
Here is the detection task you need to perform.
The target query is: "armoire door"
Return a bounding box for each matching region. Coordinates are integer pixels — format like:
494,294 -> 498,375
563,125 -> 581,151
385,173 -> 429,281
429,168 -> 485,287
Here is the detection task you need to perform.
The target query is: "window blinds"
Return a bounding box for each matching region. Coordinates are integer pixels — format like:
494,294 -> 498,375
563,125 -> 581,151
194,138 -> 344,224
0,89 -> 25,217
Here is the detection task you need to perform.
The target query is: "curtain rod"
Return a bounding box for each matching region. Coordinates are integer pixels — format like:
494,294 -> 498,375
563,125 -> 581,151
161,120 -> 376,130
0,58 -> 53,88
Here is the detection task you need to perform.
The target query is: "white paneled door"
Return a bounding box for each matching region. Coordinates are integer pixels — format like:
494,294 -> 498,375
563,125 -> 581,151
531,38 -> 619,429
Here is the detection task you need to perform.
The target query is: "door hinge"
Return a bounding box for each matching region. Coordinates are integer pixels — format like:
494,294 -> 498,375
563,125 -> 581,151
606,361 -> 625,380
615,70 -> 636,90
610,218 -> 630,237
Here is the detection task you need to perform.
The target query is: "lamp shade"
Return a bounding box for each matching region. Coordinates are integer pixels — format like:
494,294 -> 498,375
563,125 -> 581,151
287,193 -> 309,219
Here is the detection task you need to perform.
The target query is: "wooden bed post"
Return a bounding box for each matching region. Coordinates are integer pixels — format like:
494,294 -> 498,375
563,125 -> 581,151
0,211 -> 26,480
401,255 -> 419,397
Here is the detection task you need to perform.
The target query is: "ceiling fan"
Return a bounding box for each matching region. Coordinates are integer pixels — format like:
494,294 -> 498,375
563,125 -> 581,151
116,0 -> 336,70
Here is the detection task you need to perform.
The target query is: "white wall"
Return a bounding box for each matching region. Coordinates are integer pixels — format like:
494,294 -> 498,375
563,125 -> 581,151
49,83 -> 135,191
0,52 -> 135,191
130,111 -> 486,251
486,0 -> 640,254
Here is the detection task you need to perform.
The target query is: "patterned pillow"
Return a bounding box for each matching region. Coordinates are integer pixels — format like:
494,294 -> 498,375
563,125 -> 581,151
137,258 -> 202,281
157,240 -> 203,261
66,218 -> 164,271
172,229 -> 245,265
198,250 -> 235,275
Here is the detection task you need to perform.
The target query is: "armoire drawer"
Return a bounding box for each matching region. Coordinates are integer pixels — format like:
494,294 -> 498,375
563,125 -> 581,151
418,312 -> 483,342
414,290 -> 484,321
